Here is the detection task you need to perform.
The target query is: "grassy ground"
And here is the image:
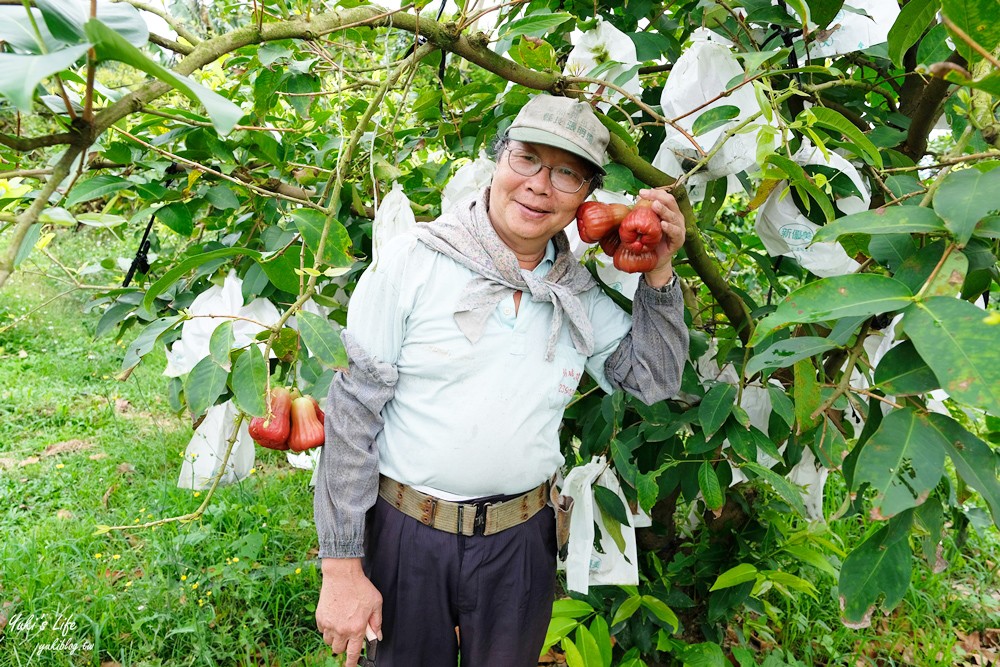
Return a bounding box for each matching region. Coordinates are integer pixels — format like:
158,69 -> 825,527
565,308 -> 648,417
0,230 -> 339,666
1,228 -> 998,666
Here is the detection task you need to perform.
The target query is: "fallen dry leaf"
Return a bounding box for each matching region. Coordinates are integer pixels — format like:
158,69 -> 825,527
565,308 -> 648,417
56,509 -> 74,520
18,457 -> 39,467
89,452 -> 108,461
102,484 -> 117,509
116,463 -> 135,475
43,439 -> 93,457
114,398 -> 131,413
0,457 -> 16,471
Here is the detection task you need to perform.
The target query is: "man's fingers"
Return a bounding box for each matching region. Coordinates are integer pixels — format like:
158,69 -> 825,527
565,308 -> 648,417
369,608 -> 383,640
345,636 -> 365,667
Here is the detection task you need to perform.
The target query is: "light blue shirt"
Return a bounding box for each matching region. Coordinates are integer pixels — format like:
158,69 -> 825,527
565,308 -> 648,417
346,232 -> 632,498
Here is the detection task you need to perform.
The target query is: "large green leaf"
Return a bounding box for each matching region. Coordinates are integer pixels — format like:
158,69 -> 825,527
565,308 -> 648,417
741,461 -> 807,516
120,315 -> 184,374
83,19 -> 242,135
296,310 -> 347,369
698,461 -> 724,512
209,321 -> 234,369
290,209 -> 354,268
185,356 -> 229,417
932,168 -> 1000,245
231,346 -> 267,418
699,383 -> 736,437
64,175 -> 134,207
838,512 -> 913,628
692,105 -> 740,137
499,12 -> 573,40
0,43 -> 90,112
640,596 -> 679,631
887,0 -> 942,67
853,408 -> 945,520
942,0 -> 1000,66
746,336 -> 838,376
142,247 -> 263,312
926,413 -> 1000,528
873,341 -> 940,396
812,206 -> 948,243
710,563 -> 758,591
806,107 -> 883,168
750,275 -> 914,347
573,625 -> 604,667
901,297 -> 1000,414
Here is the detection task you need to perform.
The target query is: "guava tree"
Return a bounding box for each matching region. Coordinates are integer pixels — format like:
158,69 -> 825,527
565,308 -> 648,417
1,0 -> 999,663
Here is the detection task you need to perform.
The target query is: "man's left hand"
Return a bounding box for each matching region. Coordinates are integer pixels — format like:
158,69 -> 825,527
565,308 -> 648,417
638,188 -> 686,288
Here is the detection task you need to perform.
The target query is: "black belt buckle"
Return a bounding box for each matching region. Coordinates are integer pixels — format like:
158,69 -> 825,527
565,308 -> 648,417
473,502 -> 490,536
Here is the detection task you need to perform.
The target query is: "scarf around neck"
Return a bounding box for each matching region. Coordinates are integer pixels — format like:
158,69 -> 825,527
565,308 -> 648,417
410,188 -> 597,361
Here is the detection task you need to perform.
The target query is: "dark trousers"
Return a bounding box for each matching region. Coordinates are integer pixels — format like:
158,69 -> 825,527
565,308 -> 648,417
363,494 -> 557,666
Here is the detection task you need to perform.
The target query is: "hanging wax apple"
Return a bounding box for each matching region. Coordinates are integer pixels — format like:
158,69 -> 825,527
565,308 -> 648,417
599,228 -> 621,257
248,387 -> 292,450
617,200 -> 662,252
613,246 -> 659,273
576,202 -> 630,243
288,396 -> 325,452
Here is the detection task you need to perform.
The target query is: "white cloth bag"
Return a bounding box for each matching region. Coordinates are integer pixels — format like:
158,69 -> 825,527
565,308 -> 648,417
177,401 -> 255,490
559,457 -> 639,594
372,182 -> 416,270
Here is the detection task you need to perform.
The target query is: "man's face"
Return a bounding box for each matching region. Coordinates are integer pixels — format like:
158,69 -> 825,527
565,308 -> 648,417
488,140 -> 593,260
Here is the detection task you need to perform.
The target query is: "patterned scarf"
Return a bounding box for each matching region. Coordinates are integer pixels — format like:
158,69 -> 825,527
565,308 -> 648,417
411,188 -> 597,361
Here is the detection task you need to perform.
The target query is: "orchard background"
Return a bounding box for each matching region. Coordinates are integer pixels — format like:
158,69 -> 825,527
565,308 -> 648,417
1,0 -> 999,665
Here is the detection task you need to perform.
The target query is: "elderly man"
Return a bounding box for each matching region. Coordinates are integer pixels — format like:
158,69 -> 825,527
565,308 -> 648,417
314,94 -> 689,666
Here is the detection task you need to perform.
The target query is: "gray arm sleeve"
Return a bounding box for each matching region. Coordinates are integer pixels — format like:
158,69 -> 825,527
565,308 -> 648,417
605,277 -> 689,405
314,331 -> 398,559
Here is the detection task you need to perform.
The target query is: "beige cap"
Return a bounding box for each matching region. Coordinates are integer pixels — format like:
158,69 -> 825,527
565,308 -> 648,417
507,95 -> 609,174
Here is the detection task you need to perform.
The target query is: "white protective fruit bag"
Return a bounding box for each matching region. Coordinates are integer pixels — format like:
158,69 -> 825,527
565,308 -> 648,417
806,1 -> 901,59
440,153 -> 495,213
564,17 -> 641,112
372,182 -> 417,270
177,400 -> 256,490
755,141 -> 868,277
559,457 -> 639,594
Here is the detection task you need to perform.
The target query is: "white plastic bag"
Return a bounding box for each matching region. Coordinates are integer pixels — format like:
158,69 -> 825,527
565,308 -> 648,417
806,1 -> 900,59
177,401 -> 256,490
564,17 -> 641,111
559,457 -> 639,594
372,182 -> 416,270
441,152 -> 495,213
653,30 -> 763,193
755,141 -> 868,277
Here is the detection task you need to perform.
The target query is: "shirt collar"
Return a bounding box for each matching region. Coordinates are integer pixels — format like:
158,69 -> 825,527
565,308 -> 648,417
533,239 -> 557,275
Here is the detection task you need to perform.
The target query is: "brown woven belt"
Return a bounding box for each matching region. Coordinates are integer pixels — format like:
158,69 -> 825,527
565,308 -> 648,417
378,475 -> 549,537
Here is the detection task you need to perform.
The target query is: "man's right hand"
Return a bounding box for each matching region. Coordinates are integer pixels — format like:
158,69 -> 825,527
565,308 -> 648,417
317,558 -> 383,665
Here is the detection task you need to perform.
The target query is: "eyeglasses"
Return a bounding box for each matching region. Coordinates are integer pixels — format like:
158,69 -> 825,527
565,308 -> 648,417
505,148 -> 591,194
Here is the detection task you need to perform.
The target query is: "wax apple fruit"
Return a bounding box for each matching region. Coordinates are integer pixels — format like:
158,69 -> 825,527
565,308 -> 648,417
288,396 -> 325,452
613,247 -> 659,273
576,202 -> 630,243
248,387 -> 292,450
617,200 -> 662,252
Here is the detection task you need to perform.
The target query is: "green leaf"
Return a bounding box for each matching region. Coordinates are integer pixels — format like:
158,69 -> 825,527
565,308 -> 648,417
806,107 -> 883,168
874,341 -> 940,396
593,485 -> 630,526
974,215 -> 1000,239
290,209 -> 354,268
562,636 -> 586,667
574,626 -> 604,667
142,247 -> 263,313
156,202 -> 194,236
640,596 -> 679,631
208,320 -> 234,368
768,386 -> 795,429
679,641 -> 726,667
500,12 -> 573,39
750,275 -> 914,347
813,416 -> 849,469
120,315 -> 184,374
0,43 -> 90,112
63,174 -> 132,207
710,563 -> 758,591
692,105 -> 740,137
926,413 -> 1000,528
812,206 -> 948,243
83,19 -> 242,135
296,310 -> 347,369
611,595 -> 642,626
741,461 -> 808,516
806,0 -> 845,28
698,461 -> 725,512
901,297 -> 1000,414
185,356 -> 229,417
838,512 -> 913,627
794,358 -> 821,432
513,36 -> 556,71
589,616 -> 612,667
941,0 -> 1000,66
765,154 -> 836,222
782,544 -> 838,578
853,407 -> 945,519
542,617 -> 578,654
550,599 -> 595,618
231,346 -> 267,418
887,0 -> 942,68
699,383 -> 736,437
932,167 -> 1000,245
746,336 -> 838,376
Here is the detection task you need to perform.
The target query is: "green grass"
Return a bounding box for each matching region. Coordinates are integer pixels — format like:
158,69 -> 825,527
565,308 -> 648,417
0,230 -> 341,666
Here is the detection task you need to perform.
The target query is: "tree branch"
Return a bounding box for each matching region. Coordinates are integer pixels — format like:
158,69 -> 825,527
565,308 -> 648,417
901,50 -> 966,162
0,131 -> 79,152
